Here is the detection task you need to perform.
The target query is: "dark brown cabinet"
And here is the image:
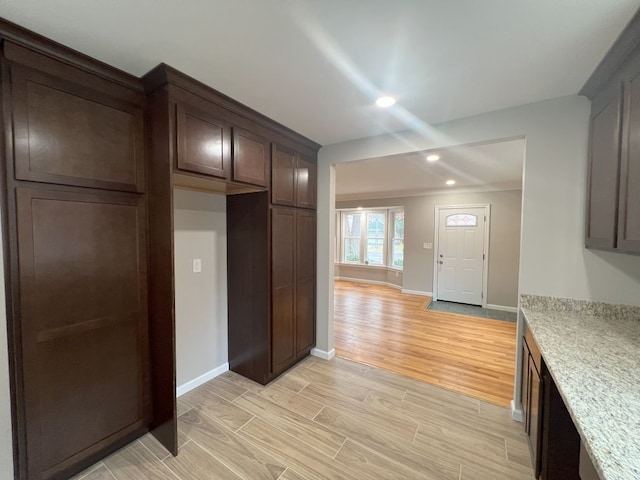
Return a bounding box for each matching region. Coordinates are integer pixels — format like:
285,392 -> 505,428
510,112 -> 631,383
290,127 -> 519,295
521,320 -> 581,480
271,208 -> 316,376
1,34 -> 153,480
176,101 -> 231,180
16,188 -> 150,479
521,322 -> 543,477
1,21 -> 319,480
149,65 -> 273,190
233,127 -> 269,187
296,154 -> 317,209
582,25 -> 640,255
144,65 -> 319,414
272,208 -> 297,373
227,196 -> 317,384
295,209 -> 316,356
271,143 -> 317,209
539,370 -> 580,480
9,53 -> 145,193
272,143 -> 297,206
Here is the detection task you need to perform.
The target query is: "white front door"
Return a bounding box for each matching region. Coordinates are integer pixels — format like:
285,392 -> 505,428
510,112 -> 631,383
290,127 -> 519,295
436,207 -> 486,305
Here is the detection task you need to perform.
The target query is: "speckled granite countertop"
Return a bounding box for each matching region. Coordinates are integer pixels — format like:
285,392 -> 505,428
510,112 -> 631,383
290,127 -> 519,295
520,295 -> 640,480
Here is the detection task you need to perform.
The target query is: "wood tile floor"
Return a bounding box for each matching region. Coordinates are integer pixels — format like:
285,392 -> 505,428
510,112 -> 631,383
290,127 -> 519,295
72,356 -> 533,480
334,280 -> 518,406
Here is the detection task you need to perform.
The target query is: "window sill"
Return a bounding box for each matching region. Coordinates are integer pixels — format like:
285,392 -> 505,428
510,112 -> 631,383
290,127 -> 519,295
334,263 -> 403,273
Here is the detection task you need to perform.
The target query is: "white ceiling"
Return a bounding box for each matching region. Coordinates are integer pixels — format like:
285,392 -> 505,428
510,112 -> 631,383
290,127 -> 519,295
1,1 -> 638,145
335,139 -> 526,200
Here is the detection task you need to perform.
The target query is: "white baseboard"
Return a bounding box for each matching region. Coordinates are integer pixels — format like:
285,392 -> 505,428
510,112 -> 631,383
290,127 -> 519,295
511,399 -> 524,422
335,276 -> 402,290
311,348 -> 336,360
176,363 -> 229,397
401,289 -> 433,297
487,304 -> 518,313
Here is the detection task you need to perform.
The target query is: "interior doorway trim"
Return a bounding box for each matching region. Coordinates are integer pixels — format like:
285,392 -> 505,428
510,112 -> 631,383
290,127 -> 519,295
432,204 -> 491,308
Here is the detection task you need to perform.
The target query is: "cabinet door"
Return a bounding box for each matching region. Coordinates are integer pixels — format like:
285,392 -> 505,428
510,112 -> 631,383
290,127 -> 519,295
271,208 -> 296,374
521,342 -> 531,433
529,357 -> 542,478
585,86 -> 623,249
540,371 -> 581,480
619,73 -> 640,252
16,188 -> 149,479
176,102 -> 230,179
11,64 -> 144,192
271,143 -> 296,206
296,154 -> 317,209
232,127 -> 269,187
295,210 -> 316,356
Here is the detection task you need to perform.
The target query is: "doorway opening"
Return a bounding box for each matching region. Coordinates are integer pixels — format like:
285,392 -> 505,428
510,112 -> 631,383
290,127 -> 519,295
332,137 -> 525,406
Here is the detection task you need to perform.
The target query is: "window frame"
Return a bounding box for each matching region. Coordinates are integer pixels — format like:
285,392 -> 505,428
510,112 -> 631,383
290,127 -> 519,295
388,208 -> 404,270
335,206 -> 404,270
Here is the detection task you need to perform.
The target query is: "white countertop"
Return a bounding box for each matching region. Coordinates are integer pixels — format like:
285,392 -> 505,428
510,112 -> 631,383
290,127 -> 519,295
521,304 -> 640,480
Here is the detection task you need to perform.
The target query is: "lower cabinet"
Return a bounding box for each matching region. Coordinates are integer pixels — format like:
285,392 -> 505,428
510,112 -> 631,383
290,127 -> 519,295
521,326 -> 543,478
521,321 -> 581,480
14,188 -> 150,479
227,193 -> 316,384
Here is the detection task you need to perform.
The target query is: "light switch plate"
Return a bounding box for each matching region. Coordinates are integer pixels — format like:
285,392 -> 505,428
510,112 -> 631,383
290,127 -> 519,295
423,242 -> 433,249
192,259 -> 202,273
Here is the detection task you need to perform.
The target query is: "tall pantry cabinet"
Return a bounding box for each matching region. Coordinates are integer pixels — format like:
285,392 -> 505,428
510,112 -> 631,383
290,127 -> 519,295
143,63 -> 319,421
0,24 -> 152,480
227,152 -> 317,384
0,18 -> 319,480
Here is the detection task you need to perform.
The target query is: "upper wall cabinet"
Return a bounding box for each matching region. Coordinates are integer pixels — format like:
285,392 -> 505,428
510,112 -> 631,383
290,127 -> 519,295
233,127 -> 269,187
271,143 -> 317,209
619,71 -> 640,252
8,47 -> 145,193
176,102 -> 231,180
272,143 -> 296,206
582,15 -> 640,255
585,85 -> 622,250
296,153 -> 317,209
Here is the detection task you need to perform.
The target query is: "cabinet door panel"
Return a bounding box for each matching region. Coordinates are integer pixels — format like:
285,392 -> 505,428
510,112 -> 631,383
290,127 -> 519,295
620,73 -> 640,252
586,88 -> 622,249
295,279 -> 315,356
272,209 -> 296,374
271,144 -> 296,206
176,102 -> 230,179
296,155 -> 317,209
16,188 -> 149,478
11,65 -> 144,192
233,128 -> 269,187
521,343 -> 530,433
272,287 -> 295,374
529,357 -> 542,477
296,211 -> 315,355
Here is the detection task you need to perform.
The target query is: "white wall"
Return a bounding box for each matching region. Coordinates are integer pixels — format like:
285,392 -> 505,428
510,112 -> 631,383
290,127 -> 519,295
337,190 -> 523,307
316,95 -> 640,403
173,189 -> 228,391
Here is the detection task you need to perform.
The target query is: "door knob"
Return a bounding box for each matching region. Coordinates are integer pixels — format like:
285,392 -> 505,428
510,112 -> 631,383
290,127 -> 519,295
439,254 -> 443,258
438,260 -> 444,264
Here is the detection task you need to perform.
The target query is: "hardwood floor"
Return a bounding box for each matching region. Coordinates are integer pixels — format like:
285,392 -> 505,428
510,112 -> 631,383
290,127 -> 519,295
333,280 -> 517,407
73,357 -> 533,480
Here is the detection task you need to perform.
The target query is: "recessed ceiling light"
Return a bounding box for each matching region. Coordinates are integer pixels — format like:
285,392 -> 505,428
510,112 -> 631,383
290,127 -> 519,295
426,154 -> 440,162
357,206 -> 363,210
446,179 -> 456,186
375,96 -> 396,108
